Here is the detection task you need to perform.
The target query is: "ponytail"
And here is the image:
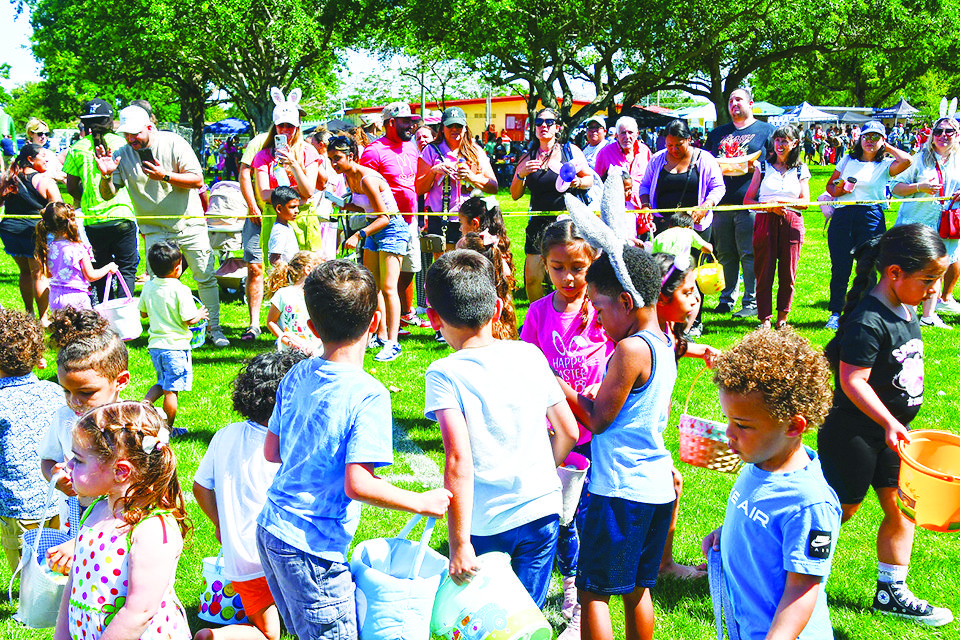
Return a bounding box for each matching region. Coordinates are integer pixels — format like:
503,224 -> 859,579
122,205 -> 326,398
36,202 -> 80,272
267,250 -> 322,298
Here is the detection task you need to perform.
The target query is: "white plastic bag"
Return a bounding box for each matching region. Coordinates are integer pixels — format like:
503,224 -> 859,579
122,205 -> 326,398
350,515 -> 449,640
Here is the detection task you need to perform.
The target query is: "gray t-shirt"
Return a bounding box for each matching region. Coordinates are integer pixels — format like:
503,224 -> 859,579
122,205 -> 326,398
112,130 -> 204,234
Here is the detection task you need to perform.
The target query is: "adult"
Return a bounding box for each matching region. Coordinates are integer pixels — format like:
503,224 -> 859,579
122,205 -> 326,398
332,135 -> 409,362
360,102 -> 423,327
96,105 -> 229,347
25,118 -> 66,183
743,124 -> 810,330
416,106 -> 498,251
638,119 -> 725,234
0,144 -> 61,320
222,135 -> 241,181
705,87 -> 773,318
510,107 -> 593,301
237,130 -> 270,341
891,116 -> 960,328
824,120 -> 912,330
595,115 -> 653,211
580,116 -> 610,169
0,105 -> 16,168
63,98 -> 139,303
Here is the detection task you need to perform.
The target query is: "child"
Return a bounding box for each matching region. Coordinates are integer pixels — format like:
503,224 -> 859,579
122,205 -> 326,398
139,240 -> 208,433
35,202 -> 118,311
818,223 -> 953,625
424,249 -> 579,607
457,194 -> 516,279
654,253 -> 721,365
0,308 -> 66,573
54,401 -> 191,640
268,185 -> 301,265
703,328 -> 841,640
457,233 -> 518,339
650,212 -> 713,259
38,307 -> 131,573
193,351 -> 307,640
256,259 -> 450,640
266,250 -> 323,355
560,245 -> 676,640
519,219 -> 612,624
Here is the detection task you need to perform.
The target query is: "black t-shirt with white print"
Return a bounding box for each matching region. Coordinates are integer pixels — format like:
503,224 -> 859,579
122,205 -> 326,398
832,295 -> 924,427
705,119 -> 773,205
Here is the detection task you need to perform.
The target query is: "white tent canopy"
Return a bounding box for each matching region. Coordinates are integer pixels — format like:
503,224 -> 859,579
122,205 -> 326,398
780,102 -> 839,123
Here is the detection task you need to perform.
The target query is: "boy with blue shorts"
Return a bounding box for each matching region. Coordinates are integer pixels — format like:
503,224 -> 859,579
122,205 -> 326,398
559,246 -> 676,640
256,260 -> 450,640
703,329 -> 842,640
139,240 -> 207,433
424,250 -> 578,607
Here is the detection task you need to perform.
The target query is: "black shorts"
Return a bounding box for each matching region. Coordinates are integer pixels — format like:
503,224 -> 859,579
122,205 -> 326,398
817,411 -> 902,505
0,224 -> 37,258
524,215 -> 558,255
425,215 -> 462,246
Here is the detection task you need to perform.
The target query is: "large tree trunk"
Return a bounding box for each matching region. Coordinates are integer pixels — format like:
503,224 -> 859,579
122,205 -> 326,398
179,75 -> 208,151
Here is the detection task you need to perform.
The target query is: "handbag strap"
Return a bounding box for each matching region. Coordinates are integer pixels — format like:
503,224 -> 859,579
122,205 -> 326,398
101,272 -> 133,304
8,474 -> 62,603
395,514 -> 437,580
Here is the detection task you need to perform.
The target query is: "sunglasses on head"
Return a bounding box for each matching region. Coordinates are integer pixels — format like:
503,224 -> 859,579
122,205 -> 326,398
934,127 -> 957,137
534,118 -> 556,127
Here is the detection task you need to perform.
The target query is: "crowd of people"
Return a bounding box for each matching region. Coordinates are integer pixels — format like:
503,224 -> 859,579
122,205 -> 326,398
0,86 -> 959,640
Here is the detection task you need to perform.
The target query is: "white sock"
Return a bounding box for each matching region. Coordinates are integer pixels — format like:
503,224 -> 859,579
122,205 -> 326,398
878,562 -> 908,584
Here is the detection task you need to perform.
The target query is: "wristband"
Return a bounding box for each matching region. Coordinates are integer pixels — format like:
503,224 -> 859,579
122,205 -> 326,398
358,230 -> 367,241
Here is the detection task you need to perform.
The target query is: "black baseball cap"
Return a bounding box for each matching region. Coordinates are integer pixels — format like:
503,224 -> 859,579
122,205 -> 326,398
79,98 -> 113,120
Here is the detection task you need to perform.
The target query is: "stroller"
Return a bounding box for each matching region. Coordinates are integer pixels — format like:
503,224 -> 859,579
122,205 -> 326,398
205,181 -> 249,301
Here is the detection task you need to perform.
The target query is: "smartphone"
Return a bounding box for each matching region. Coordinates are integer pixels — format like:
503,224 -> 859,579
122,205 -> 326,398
274,135 -> 288,154
137,148 -> 156,167
323,190 -> 346,208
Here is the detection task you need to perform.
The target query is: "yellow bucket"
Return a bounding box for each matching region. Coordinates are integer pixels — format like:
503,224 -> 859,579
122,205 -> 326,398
897,430 -> 960,532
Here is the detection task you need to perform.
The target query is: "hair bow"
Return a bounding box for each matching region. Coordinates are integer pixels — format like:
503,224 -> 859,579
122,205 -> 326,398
142,426 -> 170,454
661,253 -> 691,285
482,195 -> 499,211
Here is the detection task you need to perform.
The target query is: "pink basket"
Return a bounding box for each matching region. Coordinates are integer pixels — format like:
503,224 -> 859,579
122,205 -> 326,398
677,367 -> 742,474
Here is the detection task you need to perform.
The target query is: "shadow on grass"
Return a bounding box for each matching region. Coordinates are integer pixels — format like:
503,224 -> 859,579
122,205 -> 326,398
653,575 -> 712,616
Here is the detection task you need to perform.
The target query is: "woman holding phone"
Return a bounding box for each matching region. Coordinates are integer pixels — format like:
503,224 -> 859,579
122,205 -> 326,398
330,135 -> 409,362
510,107 -> 592,301
823,121 -> 912,330
891,116 -> 960,328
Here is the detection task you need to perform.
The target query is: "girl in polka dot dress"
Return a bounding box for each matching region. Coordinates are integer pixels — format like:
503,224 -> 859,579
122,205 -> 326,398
54,401 -> 191,640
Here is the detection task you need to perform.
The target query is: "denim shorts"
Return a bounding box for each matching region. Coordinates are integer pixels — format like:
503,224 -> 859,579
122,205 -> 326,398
364,215 -> 410,255
256,526 -> 357,640
576,495 -> 673,595
471,514 -> 559,608
0,225 -> 37,258
148,348 -> 192,392
242,217 -> 263,264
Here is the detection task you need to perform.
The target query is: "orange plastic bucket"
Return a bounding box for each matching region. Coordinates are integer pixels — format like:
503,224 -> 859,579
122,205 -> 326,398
897,430 -> 960,532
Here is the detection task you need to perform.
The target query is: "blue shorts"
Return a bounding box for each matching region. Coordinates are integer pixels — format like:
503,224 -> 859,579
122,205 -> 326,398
363,215 -> 410,255
576,495 -> 673,595
256,526 -> 357,640
472,514 -> 559,608
148,348 -> 192,392
0,225 -> 37,258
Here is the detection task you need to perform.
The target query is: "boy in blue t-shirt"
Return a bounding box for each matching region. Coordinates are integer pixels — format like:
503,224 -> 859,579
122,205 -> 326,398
558,245 -> 677,640
256,260 -> 450,640
703,328 -> 842,640
424,249 -> 578,608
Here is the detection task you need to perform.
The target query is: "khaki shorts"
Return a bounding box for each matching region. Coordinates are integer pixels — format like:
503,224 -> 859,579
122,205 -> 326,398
400,218 -> 422,273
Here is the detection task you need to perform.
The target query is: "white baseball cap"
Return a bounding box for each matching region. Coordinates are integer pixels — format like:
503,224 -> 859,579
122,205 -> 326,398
116,106 -> 151,134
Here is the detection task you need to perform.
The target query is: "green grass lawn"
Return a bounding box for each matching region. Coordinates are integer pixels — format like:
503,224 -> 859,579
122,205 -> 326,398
3,165 -> 960,639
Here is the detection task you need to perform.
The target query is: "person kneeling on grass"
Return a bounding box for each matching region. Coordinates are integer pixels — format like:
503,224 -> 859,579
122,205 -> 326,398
193,350 -> 308,640
703,328 -> 841,640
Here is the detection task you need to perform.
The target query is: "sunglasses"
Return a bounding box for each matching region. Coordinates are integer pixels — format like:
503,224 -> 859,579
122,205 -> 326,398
862,133 -> 883,142
33,131 -> 49,137
934,128 -> 958,137
534,118 -> 556,127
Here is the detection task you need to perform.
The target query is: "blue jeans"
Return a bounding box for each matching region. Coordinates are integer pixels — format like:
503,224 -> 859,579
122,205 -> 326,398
472,514 -> 560,608
713,208 -> 757,308
827,204 -> 886,313
256,526 -> 357,640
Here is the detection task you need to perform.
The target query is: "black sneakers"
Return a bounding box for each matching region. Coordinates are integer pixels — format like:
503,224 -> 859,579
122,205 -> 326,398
873,581 -> 954,626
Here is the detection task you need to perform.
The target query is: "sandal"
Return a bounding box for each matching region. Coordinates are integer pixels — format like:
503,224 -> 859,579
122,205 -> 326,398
240,327 -> 261,341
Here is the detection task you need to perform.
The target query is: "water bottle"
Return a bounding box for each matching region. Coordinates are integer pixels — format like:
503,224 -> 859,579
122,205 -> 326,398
555,161 -> 578,192
274,163 -> 290,187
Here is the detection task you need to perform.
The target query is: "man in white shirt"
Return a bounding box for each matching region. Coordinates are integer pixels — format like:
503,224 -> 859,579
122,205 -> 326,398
581,116 -> 609,169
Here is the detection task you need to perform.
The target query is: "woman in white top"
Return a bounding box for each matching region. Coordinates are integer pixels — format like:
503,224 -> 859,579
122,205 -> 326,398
891,116 -> 960,328
25,117 -> 66,183
744,124 -> 810,329
823,120 -> 912,329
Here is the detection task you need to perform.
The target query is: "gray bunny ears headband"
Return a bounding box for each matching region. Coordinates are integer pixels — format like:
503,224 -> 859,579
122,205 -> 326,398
564,175 -> 645,308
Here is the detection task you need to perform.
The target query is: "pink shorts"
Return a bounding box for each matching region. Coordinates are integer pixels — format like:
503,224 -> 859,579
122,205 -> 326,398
49,287 -> 92,311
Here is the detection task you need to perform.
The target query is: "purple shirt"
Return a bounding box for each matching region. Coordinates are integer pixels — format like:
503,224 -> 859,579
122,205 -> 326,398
638,149 -> 726,231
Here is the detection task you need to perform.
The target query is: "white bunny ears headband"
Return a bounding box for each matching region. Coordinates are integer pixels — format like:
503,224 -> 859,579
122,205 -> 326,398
940,97 -> 958,120
271,87 -> 302,128
564,175 -> 646,308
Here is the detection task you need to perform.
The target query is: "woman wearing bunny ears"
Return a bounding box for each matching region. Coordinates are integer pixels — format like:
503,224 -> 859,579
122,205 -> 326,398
892,99 -> 960,328
251,88 -> 320,248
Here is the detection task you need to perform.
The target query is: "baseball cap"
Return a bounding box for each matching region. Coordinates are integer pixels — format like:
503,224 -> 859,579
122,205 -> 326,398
585,116 -> 605,128
861,121 -> 886,138
79,98 -> 113,121
381,102 -> 421,121
116,106 -> 151,134
441,107 -> 467,127
424,110 -> 442,125
272,103 -> 300,128
360,113 -> 383,128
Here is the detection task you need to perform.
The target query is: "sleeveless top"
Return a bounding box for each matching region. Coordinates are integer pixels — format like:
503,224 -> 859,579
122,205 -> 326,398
0,172 -> 47,234
588,329 -> 678,505
351,188 -> 400,220
69,498 -> 190,640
